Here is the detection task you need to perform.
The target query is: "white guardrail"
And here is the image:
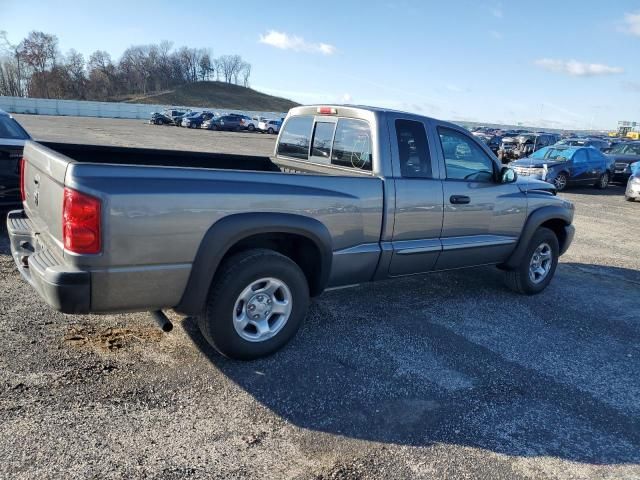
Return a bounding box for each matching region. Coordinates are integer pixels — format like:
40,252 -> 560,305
0,96 -> 286,121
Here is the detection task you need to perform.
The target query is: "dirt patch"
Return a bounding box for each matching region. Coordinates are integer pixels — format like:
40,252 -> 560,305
63,325 -> 163,351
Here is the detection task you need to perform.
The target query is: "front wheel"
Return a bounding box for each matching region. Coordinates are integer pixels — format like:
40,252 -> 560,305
503,227 -> 559,295
248,124 -> 255,132
553,173 -> 568,191
198,249 -> 310,360
595,172 -> 609,189
267,127 -> 275,134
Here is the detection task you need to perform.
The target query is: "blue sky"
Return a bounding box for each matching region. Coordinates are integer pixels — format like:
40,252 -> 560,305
2,0 -> 640,129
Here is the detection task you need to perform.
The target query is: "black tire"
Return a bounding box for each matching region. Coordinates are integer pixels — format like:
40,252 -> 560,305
595,172 -> 609,189
503,227 -> 559,295
198,249 -> 310,360
268,127 -> 274,134
626,196 -> 636,202
248,124 -> 255,132
553,172 -> 568,191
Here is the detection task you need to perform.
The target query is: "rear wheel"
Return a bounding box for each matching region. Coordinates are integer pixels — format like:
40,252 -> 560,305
595,172 -> 609,189
248,124 -> 255,132
198,249 -> 309,360
553,173 -> 568,191
504,227 -> 559,295
267,127 -> 275,134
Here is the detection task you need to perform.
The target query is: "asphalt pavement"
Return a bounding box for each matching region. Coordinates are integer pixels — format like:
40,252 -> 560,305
0,115 -> 638,479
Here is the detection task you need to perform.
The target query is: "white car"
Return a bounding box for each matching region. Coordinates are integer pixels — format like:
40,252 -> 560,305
258,119 -> 282,134
243,116 -> 266,132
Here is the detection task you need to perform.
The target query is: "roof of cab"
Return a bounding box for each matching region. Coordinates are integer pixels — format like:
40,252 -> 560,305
288,104 -> 464,131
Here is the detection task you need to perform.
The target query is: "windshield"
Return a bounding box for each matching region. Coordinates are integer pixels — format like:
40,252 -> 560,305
557,139 -> 587,147
0,116 -> 30,140
531,147 -> 572,161
609,143 -> 640,156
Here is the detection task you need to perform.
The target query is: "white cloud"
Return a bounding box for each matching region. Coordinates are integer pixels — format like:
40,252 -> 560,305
621,11 -> 640,36
534,58 -> 624,77
259,30 -> 336,55
489,30 -> 503,40
490,3 -> 503,18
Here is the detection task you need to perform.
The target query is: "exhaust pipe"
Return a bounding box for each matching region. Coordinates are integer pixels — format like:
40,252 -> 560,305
150,310 -> 173,333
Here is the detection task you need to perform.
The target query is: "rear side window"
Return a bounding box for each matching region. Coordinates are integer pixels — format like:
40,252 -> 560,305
396,119 -> 431,178
573,150 -> 587,164
587,149 -> 604,164
277,116 -> 313,159
331,119 -> 372,171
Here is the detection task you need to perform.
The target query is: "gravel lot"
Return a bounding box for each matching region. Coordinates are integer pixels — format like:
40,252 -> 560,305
1,115 -> 639,479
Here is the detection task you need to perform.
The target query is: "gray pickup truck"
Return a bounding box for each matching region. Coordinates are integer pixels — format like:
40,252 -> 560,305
8,105 -> 575,359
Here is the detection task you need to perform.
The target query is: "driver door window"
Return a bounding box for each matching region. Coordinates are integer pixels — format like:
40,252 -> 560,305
438,127 -> 495,182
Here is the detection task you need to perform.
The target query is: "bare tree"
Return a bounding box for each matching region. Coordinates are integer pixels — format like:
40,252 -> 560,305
218,54 -> 244,84
241,61 -> 251,88
0,30 -> 27,96
65,49 -> 85,98
198,52 -> 213,81
20,31 -> 58,73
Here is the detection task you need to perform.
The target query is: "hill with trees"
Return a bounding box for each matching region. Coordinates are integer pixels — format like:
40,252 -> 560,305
0,30 -> 296,111
126,81 -> 298,111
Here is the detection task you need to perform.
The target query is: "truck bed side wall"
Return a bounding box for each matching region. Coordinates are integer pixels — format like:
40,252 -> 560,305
64,165 -> 384,312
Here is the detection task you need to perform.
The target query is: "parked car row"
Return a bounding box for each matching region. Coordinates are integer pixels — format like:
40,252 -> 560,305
149,108 -> 282,134
507,139 -> 640,193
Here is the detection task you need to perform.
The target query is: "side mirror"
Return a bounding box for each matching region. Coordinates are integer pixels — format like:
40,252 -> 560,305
500,166 -> 517,183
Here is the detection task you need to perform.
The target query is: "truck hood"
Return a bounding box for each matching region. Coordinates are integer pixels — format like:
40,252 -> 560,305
514,176 -> 556,195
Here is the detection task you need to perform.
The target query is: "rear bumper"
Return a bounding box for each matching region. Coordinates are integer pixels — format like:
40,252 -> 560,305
7,209 -> 91,314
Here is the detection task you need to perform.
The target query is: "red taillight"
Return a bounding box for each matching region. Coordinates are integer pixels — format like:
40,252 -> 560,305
63,187 -> 101,254
20,157 -> 26,202
317,106 -> 337,115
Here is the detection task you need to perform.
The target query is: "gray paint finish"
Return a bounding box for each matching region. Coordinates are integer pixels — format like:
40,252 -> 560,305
12,105 -> 575,314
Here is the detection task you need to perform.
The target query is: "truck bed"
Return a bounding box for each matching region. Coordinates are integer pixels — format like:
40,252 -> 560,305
18,140 -> 384,313
39,142 -> 282,172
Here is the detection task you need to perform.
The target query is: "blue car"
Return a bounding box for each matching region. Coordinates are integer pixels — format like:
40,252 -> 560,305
509,146 -> 613,191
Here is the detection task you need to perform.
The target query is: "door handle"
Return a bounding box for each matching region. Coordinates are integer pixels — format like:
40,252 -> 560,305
450,195 -> 470,204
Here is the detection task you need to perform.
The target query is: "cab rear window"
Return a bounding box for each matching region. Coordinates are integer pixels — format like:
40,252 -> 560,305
278,115 -> 372,172
277,116 -> 313,160
330,119 -> 372,171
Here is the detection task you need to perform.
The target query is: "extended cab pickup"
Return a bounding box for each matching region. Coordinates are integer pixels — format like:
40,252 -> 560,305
8,105 -> 575,359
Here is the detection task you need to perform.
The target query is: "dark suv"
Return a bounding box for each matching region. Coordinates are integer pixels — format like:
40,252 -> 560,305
0,110 -> 31,207
204,115 -> 245,131
607,141 -> 640,183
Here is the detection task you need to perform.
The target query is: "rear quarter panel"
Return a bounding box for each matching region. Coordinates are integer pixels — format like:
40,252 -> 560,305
65,164 -> 384,310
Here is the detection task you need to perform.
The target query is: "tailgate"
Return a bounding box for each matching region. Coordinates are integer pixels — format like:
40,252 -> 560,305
22,141 -> 73,252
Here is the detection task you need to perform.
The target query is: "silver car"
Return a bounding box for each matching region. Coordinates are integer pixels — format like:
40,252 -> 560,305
625,167 -> 640,201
